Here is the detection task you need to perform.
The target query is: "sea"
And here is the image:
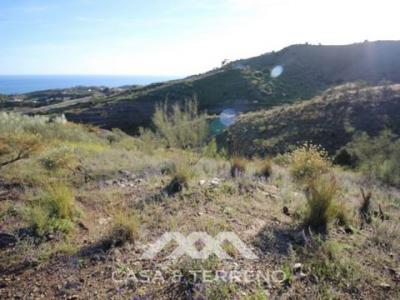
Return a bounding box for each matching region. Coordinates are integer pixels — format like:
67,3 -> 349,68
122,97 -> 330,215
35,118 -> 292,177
0,75 -> 180,95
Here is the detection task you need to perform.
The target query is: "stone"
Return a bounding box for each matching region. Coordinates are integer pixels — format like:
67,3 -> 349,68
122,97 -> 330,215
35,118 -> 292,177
293,263 -> 303,274
379,282 -> 391,289
105,180 -> 114,186
209,178 -> 221,186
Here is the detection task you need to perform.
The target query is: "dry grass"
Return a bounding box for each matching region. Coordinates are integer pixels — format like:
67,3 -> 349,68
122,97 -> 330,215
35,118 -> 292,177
230,156 -> 247,178
254,158 -> 273,179
104,212 -> 140,247
304,176 -> 340,232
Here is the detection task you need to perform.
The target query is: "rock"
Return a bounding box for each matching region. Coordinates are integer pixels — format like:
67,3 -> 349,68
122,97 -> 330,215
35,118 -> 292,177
293,263 -> 303,274
64,280 -> 81,292
105,180 -> 114,186
379,282 -> 391,289
0,233 -> 17,249
199,179 -> 206,186
209,178 -> 221,186
98,217 -> 111,225
282,206 -> 290,216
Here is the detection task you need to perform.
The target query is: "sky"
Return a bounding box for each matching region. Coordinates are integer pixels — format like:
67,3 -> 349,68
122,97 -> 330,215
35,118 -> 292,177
0,0 -> 399,76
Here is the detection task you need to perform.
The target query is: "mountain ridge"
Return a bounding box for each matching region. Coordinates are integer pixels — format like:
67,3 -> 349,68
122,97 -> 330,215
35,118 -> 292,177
8,40 -> 400,133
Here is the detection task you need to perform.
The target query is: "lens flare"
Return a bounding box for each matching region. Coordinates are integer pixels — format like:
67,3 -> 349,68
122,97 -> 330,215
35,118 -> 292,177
271,65 -> 284,78
219,108 -> 237,126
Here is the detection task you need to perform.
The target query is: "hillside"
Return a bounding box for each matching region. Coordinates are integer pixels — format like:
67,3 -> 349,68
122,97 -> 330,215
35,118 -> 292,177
221,83 -> 400,157
11,40 -> 400,133
0,112 -> 399,299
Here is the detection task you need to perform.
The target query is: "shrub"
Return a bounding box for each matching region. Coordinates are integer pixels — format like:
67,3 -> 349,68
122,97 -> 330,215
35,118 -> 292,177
202,138 -> 226,159
289,143 -> 331,183
344,130 -> 400,186
25,183 -> 76,236
254,158 -> 273,179
138,127 -> 163,152
40,183 -> 75,219
304,176 -> 340,232
152,98 -> 209,149
25,206 -> 50,237
359,188 -> 372,223
105,212 -> 139,247
164,159 -> 195,195
173,159 -> 195,187
40,147 -> 79,172
230,157 -> 247,178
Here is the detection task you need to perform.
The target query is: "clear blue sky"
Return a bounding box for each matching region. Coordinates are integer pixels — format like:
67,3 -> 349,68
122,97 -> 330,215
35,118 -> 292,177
1,0 -> 399,75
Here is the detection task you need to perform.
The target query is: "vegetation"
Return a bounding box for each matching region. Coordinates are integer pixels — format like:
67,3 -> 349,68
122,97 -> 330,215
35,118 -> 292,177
104,212 -> 140,247
221,83 -> 400,157
152,98 -> 208,149
0,132 -> 43,169
24,182 -> 76,237
254,158 -> 273,179
15,41 -> 400,135
343,130 -> 400,186
303,176 -> 340,232
289,144 -> 331,183
1,94 -> 399,299
230,156 -> 247,177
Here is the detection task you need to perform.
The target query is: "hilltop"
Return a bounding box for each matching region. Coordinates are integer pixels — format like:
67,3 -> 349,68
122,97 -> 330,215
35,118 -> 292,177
9,40 -> 400,133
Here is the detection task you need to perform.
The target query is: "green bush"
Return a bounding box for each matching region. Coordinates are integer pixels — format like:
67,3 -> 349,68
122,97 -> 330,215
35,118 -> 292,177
344,130 -> 400,186
152,98 -> 209,149
138,127 -> 163,153
202,138 -> 227,159
40,147 -> 79,172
